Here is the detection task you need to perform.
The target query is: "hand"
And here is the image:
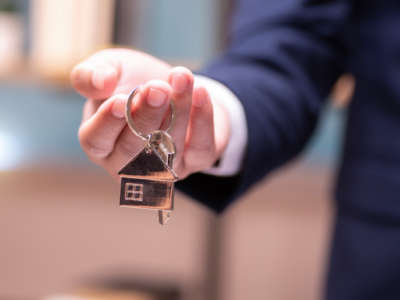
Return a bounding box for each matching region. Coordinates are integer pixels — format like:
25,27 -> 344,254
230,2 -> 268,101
70,48 -> 230,179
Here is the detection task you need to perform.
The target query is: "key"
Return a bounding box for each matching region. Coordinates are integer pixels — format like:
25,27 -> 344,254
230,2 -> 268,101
148,130 -> 178,225
118,87 -> 178,225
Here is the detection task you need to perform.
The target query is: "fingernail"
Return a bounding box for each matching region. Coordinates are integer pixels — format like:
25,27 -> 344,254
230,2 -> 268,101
147,88 -> 167,107
92,66 -> 117,90
111,96 -> 125,118
171,74 -> 188,94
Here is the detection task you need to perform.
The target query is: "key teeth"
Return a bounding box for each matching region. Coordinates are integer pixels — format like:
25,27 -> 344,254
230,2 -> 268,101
158,210 -> 171,225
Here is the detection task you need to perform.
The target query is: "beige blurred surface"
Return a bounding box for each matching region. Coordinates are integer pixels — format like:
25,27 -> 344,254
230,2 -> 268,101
0,162 -> 334,300
218,164 -> 334,300
30,0 -> 115,81
0,166 -> 215,300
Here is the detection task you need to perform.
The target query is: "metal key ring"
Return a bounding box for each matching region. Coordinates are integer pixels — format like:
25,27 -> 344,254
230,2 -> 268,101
125,86 -> 176,141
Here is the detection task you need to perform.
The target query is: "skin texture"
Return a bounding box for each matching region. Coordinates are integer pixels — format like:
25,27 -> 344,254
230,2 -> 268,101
71,48 -> 231,179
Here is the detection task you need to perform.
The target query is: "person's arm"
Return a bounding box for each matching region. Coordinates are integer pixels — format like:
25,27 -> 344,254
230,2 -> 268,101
177,0 -> 353,212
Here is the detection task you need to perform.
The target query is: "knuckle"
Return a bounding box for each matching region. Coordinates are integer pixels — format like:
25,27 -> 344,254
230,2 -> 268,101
130,116 -> 156,135
78,128 -> 111,159
88,147 -> 111,159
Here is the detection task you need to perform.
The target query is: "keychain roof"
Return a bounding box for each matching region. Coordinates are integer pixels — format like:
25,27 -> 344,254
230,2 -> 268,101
118,140 -> 178,181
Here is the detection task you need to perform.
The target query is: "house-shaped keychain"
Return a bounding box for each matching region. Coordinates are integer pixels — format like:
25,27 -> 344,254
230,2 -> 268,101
118,130 -> 178,223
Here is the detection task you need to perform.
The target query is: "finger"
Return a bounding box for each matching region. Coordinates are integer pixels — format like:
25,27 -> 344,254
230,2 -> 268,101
181,86 -> 216,176
82,99 -> 103,122
70,55 -> 121,100
105,80 -> 172,173
79,94 -> 129,161
167,66 -> 194,167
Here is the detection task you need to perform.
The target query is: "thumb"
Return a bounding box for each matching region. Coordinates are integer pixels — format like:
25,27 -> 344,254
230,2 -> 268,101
70,57 -> 121,101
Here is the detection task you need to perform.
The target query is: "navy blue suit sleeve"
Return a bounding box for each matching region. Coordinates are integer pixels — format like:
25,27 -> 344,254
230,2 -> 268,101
177,0 -> 353,212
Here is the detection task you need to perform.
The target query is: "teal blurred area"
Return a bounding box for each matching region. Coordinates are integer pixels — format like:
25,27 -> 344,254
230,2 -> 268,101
0,83 -> 88,170
136,0 -> 220,61
303,103 -> 346,166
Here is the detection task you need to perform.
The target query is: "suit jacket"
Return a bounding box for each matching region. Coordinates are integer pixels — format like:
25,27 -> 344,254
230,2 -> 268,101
179,0 -> 400,218
177,1 -> 400,298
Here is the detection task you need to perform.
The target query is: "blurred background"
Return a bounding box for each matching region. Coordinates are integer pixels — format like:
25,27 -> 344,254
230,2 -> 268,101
0,0 -> 355,299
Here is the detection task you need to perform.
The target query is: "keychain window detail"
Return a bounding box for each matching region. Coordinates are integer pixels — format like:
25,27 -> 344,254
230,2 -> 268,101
125,183 -> 144,202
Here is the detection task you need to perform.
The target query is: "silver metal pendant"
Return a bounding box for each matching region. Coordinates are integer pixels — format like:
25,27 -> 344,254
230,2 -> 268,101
118,87 -> 178,225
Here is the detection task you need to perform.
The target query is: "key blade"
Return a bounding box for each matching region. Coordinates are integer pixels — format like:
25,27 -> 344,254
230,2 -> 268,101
158,210 -> 171,225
